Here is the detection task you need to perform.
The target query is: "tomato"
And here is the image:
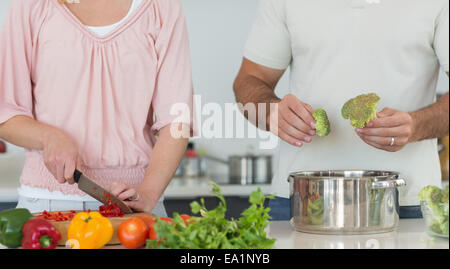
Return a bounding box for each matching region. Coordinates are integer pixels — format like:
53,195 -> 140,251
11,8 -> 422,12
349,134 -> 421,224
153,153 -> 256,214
145,217 -> 176,243
136,215 -> 159,241
160,217 -> 174,225
180,214 -> 192,225
117,218 -> 149,249
148,227 -> 158,241
137,215 -> 156,228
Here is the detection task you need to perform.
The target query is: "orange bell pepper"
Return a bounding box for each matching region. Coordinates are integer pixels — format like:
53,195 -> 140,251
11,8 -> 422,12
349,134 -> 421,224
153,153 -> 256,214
67,211 -> 113,249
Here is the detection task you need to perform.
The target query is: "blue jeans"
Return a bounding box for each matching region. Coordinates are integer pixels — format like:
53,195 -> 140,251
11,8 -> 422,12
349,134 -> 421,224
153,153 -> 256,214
268,197 -> 422,221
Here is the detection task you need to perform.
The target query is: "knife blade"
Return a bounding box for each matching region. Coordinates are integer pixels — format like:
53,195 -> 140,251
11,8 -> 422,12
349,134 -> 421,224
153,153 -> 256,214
73,170 -> 133,214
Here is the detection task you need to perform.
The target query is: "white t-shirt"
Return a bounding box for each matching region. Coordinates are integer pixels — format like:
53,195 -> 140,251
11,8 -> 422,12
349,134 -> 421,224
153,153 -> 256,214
244,0 -> 449,206
18,0 -> 144,202
87,0 -> 143,37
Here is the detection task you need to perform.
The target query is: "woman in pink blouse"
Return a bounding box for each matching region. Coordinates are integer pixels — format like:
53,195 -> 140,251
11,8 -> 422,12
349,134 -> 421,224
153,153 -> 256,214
0,0 -> 194,216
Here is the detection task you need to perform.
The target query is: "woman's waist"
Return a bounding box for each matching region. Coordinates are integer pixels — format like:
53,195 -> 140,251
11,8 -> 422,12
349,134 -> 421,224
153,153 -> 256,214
20,151 -> 147,195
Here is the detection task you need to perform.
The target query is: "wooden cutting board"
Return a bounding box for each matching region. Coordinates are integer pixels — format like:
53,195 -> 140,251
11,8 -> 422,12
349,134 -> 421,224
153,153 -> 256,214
34,212 -> 153,246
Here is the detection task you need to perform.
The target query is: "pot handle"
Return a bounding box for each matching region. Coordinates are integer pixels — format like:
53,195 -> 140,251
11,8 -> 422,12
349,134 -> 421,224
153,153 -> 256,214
371,178 -> 406,189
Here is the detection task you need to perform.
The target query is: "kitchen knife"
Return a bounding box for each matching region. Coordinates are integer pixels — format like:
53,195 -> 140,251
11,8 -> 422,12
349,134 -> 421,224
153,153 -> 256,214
73,169 -> 133,214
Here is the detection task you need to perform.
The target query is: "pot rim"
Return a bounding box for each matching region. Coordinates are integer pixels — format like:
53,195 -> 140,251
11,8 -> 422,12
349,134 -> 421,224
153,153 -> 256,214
288,170 -> 400,181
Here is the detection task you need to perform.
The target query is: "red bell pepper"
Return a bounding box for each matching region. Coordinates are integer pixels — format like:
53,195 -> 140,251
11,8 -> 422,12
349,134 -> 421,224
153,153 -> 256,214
21,218 -> 61,249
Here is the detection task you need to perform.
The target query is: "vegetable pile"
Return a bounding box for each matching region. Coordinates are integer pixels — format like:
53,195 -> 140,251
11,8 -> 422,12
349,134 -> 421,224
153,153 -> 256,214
146,182 -> 276,249
419,185 -> 449,237
1,183 -> 275,249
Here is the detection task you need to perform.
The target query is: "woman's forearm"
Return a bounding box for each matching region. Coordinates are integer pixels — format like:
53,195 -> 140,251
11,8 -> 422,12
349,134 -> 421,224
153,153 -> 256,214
0,115 -> 59,150
138,124 -> 189,205
0,115 -> 80,183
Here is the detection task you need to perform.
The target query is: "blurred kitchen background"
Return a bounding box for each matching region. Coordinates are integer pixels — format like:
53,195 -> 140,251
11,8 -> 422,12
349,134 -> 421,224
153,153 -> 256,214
0,0 -> 448,218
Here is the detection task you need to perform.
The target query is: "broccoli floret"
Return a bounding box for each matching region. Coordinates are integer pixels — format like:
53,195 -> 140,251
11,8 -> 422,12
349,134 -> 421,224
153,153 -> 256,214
341,93 -> 380,128
440,220 -> 449,236
430,222 -> 443,235
313,109 -> 331,137
442,185 -> 449,203
418,185 -> 443,204
431,204 -> 448,223
420,185 -> 449,236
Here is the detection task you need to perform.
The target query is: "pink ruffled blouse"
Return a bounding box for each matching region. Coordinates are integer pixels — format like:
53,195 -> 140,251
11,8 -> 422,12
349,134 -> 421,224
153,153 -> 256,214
0,0 -> 194,195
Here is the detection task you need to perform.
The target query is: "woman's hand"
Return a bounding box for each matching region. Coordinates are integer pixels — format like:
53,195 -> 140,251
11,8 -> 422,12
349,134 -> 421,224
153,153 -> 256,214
269,94 -> 317,147
109,182 -> 157,213
42,129 -> 79,185
356,107 -> 416,152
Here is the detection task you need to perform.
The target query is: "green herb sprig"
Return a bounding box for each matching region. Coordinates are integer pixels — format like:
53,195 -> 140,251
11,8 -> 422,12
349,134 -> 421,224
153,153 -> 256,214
146,182 -> 276,249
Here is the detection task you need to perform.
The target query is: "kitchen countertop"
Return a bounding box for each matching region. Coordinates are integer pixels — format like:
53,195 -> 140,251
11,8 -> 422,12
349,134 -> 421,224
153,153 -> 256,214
268,219 -> 449,249
0,219 -> 448,249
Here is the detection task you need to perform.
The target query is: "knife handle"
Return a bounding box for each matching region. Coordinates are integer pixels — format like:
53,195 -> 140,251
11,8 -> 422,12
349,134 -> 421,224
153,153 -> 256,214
74,169 -> 83,184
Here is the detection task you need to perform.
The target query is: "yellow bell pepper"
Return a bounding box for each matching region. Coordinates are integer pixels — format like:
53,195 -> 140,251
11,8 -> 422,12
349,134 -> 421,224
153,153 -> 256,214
67,211 -> 113,249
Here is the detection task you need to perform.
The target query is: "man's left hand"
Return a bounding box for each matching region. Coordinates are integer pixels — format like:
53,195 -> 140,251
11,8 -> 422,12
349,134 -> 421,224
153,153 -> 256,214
356,108 -> 416,152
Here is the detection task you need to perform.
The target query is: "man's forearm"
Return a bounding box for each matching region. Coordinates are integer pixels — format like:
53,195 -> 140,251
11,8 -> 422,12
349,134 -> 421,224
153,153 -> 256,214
234,74 -> 280,130
138,124 -> 189,205
0,115 -> 59,150
234,74 -> 280,105
410,92 -> 449,142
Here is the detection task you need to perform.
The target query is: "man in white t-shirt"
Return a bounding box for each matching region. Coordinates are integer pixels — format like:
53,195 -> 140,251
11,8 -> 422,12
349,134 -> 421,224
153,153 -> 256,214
234,0 -> 449,220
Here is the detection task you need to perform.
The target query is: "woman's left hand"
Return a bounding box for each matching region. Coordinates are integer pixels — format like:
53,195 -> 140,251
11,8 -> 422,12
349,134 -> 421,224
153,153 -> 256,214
109,182 -> 157,213
356,107 -> 416,152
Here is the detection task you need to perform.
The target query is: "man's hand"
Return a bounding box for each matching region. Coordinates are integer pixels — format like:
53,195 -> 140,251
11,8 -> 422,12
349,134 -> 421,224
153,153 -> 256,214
269,94 -> 316,147
356,108 -> 415,152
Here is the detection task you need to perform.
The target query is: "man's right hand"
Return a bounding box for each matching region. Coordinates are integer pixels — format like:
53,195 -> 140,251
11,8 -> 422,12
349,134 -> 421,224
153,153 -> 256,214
234,58 -> 316,147
42,129 -> 79,185
269,94 -> 316,147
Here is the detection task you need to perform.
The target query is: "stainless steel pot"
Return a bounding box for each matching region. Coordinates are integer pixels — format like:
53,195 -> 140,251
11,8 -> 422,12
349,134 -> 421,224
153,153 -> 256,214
288,170 -> 406,235
253,155 -> 272,184
229,155 -> 254,185
201,154 -> 273,185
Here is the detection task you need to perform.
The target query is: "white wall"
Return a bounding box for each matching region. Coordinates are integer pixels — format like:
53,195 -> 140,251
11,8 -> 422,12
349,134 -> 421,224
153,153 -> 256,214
0,0 -> 449,169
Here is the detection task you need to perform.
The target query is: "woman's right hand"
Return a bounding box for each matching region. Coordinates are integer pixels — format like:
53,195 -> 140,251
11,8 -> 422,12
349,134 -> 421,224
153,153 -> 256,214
268,94 -> 317,147
42,129 -> 79,185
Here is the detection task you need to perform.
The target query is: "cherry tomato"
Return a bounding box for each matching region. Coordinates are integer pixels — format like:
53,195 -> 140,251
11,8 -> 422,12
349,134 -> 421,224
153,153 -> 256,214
180,214 -> 192,225
118,218 -> 149,249
148,227 -> 158,241
160,217 -> 174,225
137,215 -> 158,241
137,215 -> 156,229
